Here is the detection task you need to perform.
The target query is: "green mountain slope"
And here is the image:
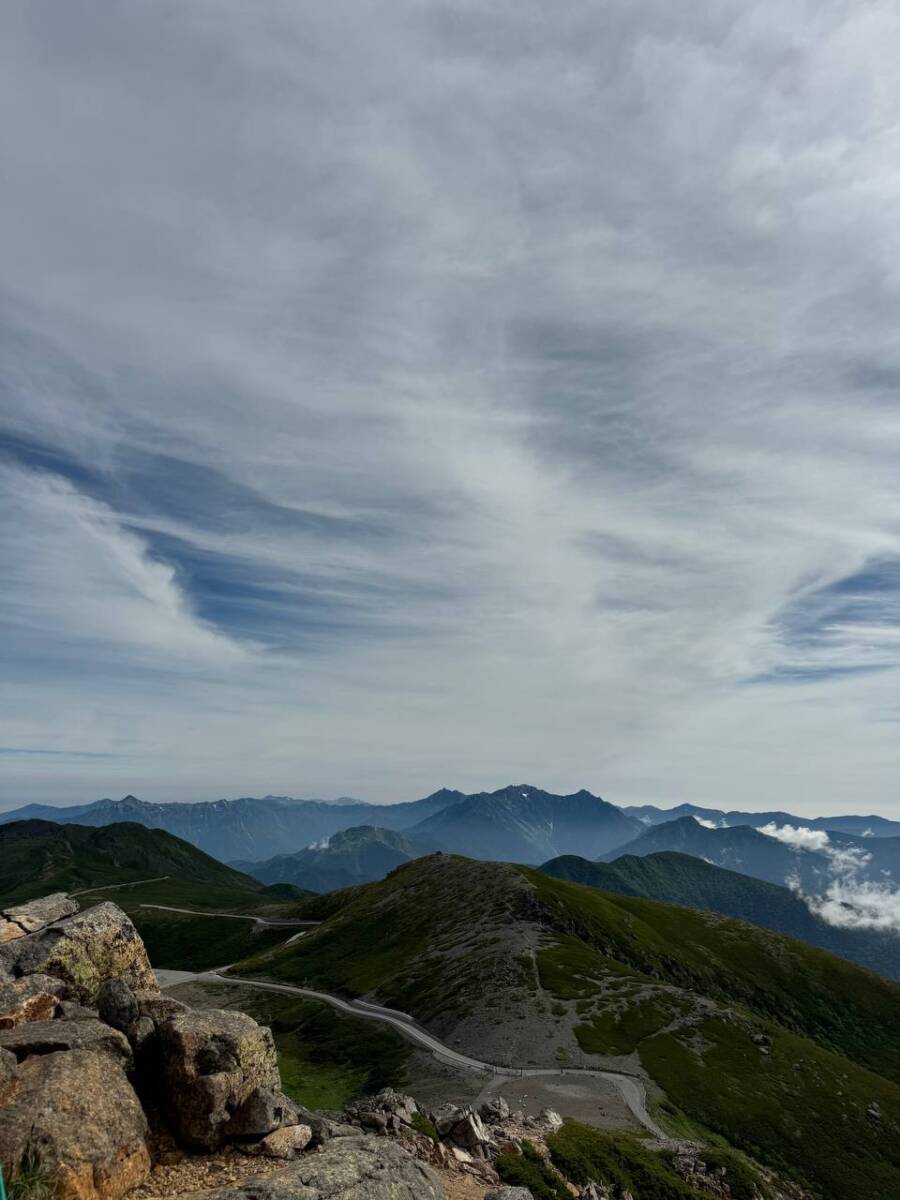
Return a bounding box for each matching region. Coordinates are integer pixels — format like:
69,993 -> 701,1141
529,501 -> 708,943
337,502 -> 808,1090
0,820 -> 311,970
233,853 -> 900,1200
540,851 -> 900,979
0,818 -> 262,903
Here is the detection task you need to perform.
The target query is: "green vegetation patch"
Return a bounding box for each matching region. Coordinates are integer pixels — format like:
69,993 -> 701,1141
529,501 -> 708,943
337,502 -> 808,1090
8,1150 -> 55,1200
495,1141 -> 571,1200
525,867 -> 900,1083
131,912 -> 289,971
547,1122 -> 707,1200
641,1017 -> 900,1200
575,994 -> 684,1056
187,984 -> 411,1111
410,1112 -> 439,1142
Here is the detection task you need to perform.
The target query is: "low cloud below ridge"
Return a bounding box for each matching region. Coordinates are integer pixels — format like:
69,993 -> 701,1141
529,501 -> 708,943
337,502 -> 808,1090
762,822 -> 900,934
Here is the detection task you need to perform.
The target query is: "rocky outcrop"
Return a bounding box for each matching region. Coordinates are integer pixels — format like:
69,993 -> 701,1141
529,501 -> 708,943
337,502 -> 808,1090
225,1087 -> 300,1138
0,894 -> 78,944
485,1189 -> 535,1200
0,1017 -> 132,1066
0,974 -> 66,1027
670,1144 -> 732,1198
1,902 -> 158,1004
344,1090 -> 500,1184
481,1096 -> 511,1123
0,894 -> 298,1189
158,1009 -> 281,1150
0,1048 -> 150,1200
254,1125 -> 313,1159
97,977 -> 141,1030
170,1135 -> 446,1200
0,892 -> 454,1197
0,1047 -> 15,1101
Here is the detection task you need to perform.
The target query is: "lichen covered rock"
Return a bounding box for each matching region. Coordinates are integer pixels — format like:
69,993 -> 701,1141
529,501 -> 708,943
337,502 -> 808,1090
256,1124 -> 313,1159
0,1048 -> 150,1200
0,1017 -> 132,1066
0,974 -> 66,1027
0,894 -> 78,944
0,1047 -> 16,1102
226,1086 -> 300,1138
158,1008 -> 281,1150
4,902 -> 158,1004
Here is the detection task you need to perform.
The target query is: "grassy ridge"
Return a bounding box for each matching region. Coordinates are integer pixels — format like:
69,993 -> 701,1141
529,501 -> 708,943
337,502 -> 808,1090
0,820 -> 313,971
526,868 -> 900,1081
233,855 -> 900,1200
539,850 -> 900,980
0,819 -> 263,905
528,870 -> 900,1200
235,856 -> 535,1022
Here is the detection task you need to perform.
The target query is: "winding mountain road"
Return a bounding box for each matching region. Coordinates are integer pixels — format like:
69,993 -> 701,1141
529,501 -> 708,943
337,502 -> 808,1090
139,904 -> 317,928
71,875 -> 172,896
157,962 -> 666,1138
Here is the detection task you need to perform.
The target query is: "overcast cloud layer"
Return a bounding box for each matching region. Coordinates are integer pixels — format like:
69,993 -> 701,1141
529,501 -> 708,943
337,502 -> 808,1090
2,1 -> 900,810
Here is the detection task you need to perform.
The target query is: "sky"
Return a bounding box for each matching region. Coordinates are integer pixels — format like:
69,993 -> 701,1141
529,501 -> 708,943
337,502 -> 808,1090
2,1 -> 900,814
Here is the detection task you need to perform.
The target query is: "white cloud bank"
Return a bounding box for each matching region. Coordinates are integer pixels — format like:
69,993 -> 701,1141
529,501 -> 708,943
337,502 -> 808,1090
804,879 -> 900,934
763,823 -> 900,934
759,823 -> 831,853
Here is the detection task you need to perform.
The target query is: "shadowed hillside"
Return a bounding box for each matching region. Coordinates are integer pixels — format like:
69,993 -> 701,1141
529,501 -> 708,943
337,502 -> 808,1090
540,850 -> 900,979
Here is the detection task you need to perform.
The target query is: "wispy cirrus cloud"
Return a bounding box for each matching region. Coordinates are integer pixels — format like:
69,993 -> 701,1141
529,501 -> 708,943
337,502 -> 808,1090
2,2 -> 900,808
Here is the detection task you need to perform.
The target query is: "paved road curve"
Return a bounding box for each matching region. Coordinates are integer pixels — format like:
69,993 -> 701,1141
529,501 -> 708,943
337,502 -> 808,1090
139,904 -> 318,928
159,963 -> 666,1138
71,875 -> 172,897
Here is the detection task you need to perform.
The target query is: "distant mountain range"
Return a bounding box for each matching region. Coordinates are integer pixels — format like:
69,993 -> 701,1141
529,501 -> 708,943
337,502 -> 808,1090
3,787 -> 899,879
0,785 -> 640,864
604,814 -> 900,890
0,792 -> 455,862
541,849 -> 900,980
409,785 -> 641,862
232,825 -> 437,892
622,801 -> 900,838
